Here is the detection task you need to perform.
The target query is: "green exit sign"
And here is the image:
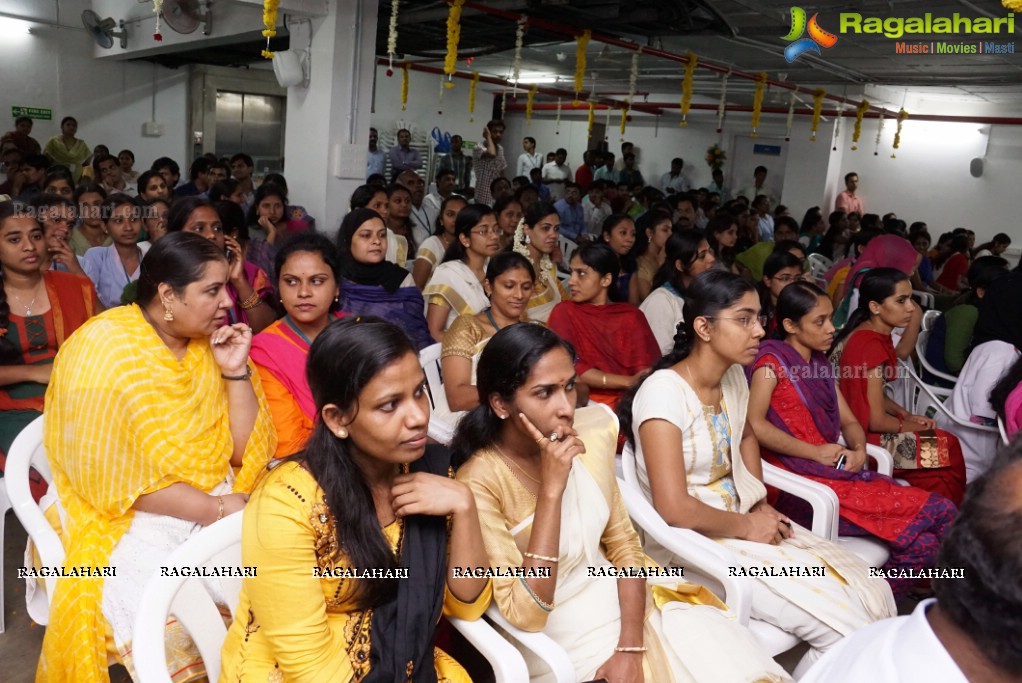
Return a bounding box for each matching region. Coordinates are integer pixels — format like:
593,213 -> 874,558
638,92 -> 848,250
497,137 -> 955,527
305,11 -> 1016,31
11,106 -> 52,120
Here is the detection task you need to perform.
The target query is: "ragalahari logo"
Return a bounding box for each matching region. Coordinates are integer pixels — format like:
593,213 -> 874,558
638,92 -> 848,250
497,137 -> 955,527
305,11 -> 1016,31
782,7 -> 839,62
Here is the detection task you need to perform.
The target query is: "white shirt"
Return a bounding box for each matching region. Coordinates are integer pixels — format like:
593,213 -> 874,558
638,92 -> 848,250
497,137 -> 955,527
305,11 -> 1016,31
738,183 -> 779,207
757,214 -> 775,241
801,600 -> 967,683
582,196 -> 612,236
639,285 -> 686,355
409,204 -> 433,248
541,161 -> 571,201
517,151 -> 543,178
421,192 -> 444,231
660,172 -> 690,195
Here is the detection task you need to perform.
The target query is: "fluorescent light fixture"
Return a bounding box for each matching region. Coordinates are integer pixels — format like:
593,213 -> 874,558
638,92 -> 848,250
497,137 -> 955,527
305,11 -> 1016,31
0,17 -> 32,35
514,71 -> 562,85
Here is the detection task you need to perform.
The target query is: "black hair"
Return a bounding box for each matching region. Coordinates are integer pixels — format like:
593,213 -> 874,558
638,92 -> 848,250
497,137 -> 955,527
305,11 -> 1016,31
441,204 -> 495,264
246,182 -> 288,226
91,153 -> 118,173
573,241 -> 620,279
634,210 -> 671,261
188,157 -> 212,181
59,116 -> 77,127
150,156 -> 180,176
773,239 -> 806,261
42,166 -> 74,188
974,232 -> 1012,255
931,456 -> 1022,673
800,207 -> 823,234
207,178 -> 240,203
262,173 -> 289,195
296,316 -> 420,608
774,280 -> 828,340
850,228 -> 880,260
229,152 -> 253,167
74,182 -> 107,205
136,170 -> 166,197
844,171 -> 858,183
619,270 -> 756,444
101,193 -> 138,223
758,251 -> 804,328
652,230 -> 706,293
933,234 -> 970,270
0,203 -> 43,363
15,115 -> 32,127
117,149 -> 134,163
705,213 -> 737,268
166,196 -> 216,233
485,251 -> 535,283
860,213 -> 881,231
815,222 -> 846,261
773,216 -> 799,240
215,200 -> 248,243
434,168 -> 455,183
450,323 -> 576,468
600,214 -> 637,275
135,231 -> 227,307
28,192 -> 74,214
830,267 -> 910,352
435,194 -> 468,235
274,232 -> 341,313
523,200 -> 558,229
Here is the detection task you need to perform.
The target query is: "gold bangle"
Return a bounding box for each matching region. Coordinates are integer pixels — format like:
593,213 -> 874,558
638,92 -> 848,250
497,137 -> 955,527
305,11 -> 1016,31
602,373 -> 607,387
614,646 -> 647,653
216,495 -> 225,522
240,291 -> 262,310
523,551 -> 559,563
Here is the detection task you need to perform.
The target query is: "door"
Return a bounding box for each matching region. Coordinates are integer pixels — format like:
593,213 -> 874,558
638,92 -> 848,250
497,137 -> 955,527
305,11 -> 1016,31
215,91 -> 286,176
728,135 -> 788,206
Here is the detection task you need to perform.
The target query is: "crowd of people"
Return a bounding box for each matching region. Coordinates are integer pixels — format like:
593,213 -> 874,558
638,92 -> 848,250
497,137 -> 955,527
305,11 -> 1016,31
2,113 -> 1020,683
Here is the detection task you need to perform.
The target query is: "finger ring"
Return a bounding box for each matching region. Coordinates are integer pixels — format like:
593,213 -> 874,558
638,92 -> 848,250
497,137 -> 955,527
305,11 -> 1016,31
549,432 -> 559,442
535,437 -> 545,444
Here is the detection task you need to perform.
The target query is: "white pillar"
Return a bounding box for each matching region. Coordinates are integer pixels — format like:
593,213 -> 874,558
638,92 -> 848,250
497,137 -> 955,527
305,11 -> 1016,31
283,0 -> 378,236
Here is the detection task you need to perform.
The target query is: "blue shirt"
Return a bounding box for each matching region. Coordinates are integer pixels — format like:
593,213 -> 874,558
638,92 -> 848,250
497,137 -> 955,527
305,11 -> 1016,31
554,199 -> 585,242
81,242 -> 151,308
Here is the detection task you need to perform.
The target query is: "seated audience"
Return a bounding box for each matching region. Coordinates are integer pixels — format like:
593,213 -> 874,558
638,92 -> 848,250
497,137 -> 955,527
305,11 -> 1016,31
136,169 -> 170,202
748,281 -> 957,599
512,201 -> 569,323
454,323 -> 792,683
631,210 -> 672,303
220,317 -> 491,682
81,193 -> 149,308
972,232 -> 1011,259
41,166 -> 75,201
250,233 -> 345,459
71,183 -> 109,256
386,182 -> 416,258
831,268 -> 967,504
757,250 -> 804,336
412,194 -> 467,290
598,214 -> 639,304
263,172 -> 315,232
832,234 -> 920,334
335,208 -> 432,350
826,228 -> 880,304
548,243 -> 659,407
142,196 -> 170,243
620,270 -> 896,677
246,182 -> 289,281
799,206 -> 826,252
639,231 -> 715,355
494,194 -> 523,251
934,233 -> 971,291
95,153 -> 136,198
705,212 -> 739,273
801,454 -> 1022,682
29,193 -> 83,275
167,197 -> 276,333
39,232 -> 275,681
207,177 -> 244,205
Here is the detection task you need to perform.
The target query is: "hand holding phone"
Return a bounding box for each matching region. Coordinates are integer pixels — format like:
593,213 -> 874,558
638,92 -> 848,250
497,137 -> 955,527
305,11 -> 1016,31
835,453 -> 847,470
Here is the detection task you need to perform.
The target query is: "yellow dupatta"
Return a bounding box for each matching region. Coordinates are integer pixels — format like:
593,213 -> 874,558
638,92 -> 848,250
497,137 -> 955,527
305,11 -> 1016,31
38,305 -> 276,683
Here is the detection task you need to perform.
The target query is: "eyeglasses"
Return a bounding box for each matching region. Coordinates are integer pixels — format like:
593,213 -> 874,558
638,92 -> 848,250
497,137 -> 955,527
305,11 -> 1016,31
471,227 -> 502,236
706,315 -> 768,329
771,273 -> 803,284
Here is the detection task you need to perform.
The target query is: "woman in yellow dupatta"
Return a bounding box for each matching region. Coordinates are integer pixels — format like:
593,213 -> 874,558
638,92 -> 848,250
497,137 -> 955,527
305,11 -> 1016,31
38,232 -> 276,683
42,116 -> 91,182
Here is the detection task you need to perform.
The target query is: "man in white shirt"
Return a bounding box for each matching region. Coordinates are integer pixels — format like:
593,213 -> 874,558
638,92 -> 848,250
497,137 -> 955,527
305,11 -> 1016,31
422,168 -> 456,230
583,180 -> 612,237
753,194 -> 774,241
542,148 -> 571,201
517,136 -> 542,178
366,127 -> 385,180
96,154 -> 138,197
660,157 -> 690,195
397,169 -> 431,247
802,455 -> 1022,683
738,165 -> 779,207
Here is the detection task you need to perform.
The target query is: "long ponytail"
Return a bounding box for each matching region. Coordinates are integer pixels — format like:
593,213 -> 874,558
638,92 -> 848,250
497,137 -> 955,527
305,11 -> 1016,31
618,269 -> 756,445
829,267 -> 909,353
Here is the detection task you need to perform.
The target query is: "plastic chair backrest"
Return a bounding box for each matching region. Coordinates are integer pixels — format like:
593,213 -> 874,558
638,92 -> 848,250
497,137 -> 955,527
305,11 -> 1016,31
419,343 -> 449,415
921,309 -> 941,331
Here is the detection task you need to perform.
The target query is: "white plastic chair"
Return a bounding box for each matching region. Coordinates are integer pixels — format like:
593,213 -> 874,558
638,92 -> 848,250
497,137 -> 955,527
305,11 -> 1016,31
914,328 -> 958,386
920,309 -> 941,332
557,235 -> 578,262
134,512 -> 530,683
899,360 -> 998,439
0,480 -> 9,633
912,290 -> 935,309
807,253 -> 833,280
419,343 -> 457,445
998,416 -> 1010,446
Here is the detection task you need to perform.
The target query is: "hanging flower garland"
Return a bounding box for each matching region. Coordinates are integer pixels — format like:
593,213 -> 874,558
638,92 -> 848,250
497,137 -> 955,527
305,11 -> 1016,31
619,107 -> 628,139
851,99 -> 870,150
874,109 -> 886,155
1002,0 -> 1022,11
810,88 -> 826,141
555,97 -> 562,135
152,0 -> 164,41
511,17 -> 527,93
604,104 -> 612,140
715,71 -> 729,134
679,51 -> 697,126
467,71 -> 480,121
525,84 -> 539,124
784,92 -> 796,141
627,52 -> 640,105
261,0 -> 279,59
386,0 -> 400,75
587,102 -> 596,138
573,30 -> 591,104
892,108 -> 909,157
832,98 -> 844,151
750,72 -> 767,138
443,0 -> 466,88
401,64 -> 410,110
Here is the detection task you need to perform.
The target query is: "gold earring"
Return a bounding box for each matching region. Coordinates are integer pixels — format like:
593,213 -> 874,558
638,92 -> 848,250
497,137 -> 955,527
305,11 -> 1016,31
163,302 -> 174,322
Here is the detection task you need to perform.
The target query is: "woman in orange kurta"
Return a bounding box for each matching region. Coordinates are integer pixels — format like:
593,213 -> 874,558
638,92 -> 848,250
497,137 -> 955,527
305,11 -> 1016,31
250,233 -> 346,458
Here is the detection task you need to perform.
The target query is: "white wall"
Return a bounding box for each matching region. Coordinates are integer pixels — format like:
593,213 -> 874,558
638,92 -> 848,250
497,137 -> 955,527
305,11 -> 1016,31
0,0 -> 189,170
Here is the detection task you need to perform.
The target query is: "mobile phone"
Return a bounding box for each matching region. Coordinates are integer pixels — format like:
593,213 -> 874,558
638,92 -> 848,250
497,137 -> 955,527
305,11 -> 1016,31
924,406 -> 937,419
835,453 -> 847,470
225,245 -> 233,261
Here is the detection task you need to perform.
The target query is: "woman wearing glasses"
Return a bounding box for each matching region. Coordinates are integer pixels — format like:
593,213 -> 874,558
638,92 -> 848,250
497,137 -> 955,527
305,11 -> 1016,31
757,250 -> 805,336
423,204 -> 502,342
548,242 -> 660,407
619,270 -> 896,678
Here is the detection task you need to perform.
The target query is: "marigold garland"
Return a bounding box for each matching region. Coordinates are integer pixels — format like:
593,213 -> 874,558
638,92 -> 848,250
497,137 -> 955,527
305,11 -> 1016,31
892,108 -> 909,157
785,93 -> 795,141
680,51 -> 697,126
851,99 -> 870,150
573,30 -> 591,104
468,71 -> 479,121
261,0 -> 279,59
386,0 -> 400,74
619,107 -> 628,138
1002,0 -> 1022,11
526,84 -> 539,124
587,101 -> 596,138
443,0 -> 466,88
750,72 -> 767,137
401,64 -> 410,110
810,88 -> 826,141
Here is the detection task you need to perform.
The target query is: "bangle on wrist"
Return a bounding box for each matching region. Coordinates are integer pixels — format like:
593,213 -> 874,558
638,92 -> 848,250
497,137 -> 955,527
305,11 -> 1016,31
523,551 -> 559,563
614,646 -> 647,653
215,495 -> 225,522
239,291 -> 262,310
222,366 -> 253,381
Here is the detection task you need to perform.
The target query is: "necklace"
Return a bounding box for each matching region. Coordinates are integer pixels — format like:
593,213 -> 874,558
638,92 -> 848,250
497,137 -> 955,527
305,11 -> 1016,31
10,284 -> 42,316
484,308 -> 503,332
493,443 -> 541,494
683,362 -> 721,408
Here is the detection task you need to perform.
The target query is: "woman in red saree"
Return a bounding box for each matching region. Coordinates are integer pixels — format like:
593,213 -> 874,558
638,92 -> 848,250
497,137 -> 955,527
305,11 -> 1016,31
249,233 -> 347,458
548,242 -> 660,407
831,268 -> 967,505
748,280 -> 956,598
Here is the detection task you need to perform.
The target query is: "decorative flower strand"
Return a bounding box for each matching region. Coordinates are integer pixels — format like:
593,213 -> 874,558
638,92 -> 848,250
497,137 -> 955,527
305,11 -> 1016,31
604,104 -> 612,140
261,0 -> 280,59
785,92 -> 796,141
874,109 -> 885,156
1002,0 -> 1022,11
750,72 -> 767,138
892,108 -> 909,157
619,107 -> 628,139
152,0 -> 164,41
468,71 -> 479,122
573,30 -> 591,104
443,0 -> 466,89
555,97 -> 562,135
715,71 -> 729,134
526,84 -> 539,124
511,17 -> 526,92
386,0 -> 400,75
680,51 -> 697,126
587,102 -> 596,138
810,88 -> 826,141
851,99 -> 870,150
401,64 -> 409,111
832,97 -> 844,151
